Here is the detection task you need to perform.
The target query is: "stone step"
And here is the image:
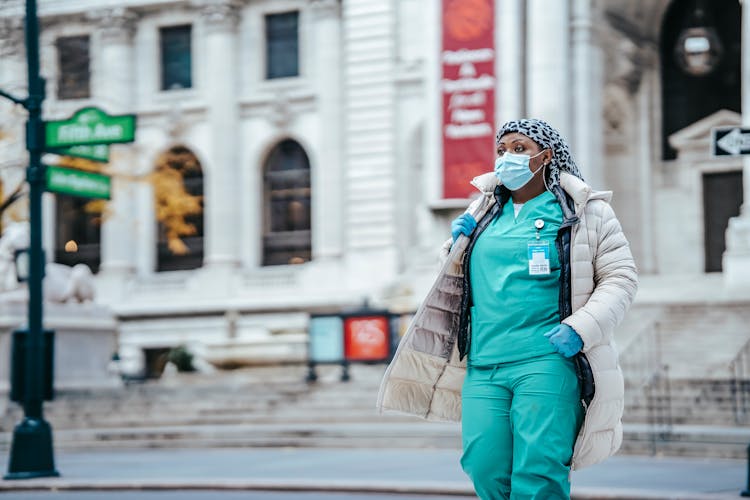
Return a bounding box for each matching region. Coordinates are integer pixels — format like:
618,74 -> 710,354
0,421 -> 463,452
1,420 -> 745,459
619,423 -> 750,459
39,410 -> 408,430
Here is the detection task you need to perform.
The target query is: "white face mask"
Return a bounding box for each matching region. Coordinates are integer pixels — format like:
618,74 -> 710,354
493,150 -> 545,190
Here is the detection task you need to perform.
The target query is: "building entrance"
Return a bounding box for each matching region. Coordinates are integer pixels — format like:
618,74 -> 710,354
703,171 -> 743,272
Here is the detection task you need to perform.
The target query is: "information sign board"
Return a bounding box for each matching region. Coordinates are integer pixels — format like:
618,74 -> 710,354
344,316 -> 390,361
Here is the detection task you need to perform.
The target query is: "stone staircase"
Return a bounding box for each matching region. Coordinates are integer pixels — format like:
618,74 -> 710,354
0,363 -> 460,452
3,296 -> 750,458
1,359 -> 747,458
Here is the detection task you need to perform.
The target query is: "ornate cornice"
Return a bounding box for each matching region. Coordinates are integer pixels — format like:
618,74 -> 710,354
87,7 -> 138,44
196,0 -> 240,33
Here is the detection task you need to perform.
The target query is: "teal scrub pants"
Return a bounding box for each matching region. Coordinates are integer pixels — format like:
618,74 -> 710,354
460,354 -> 584,500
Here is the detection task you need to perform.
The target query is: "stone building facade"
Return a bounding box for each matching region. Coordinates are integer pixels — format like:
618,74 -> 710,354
0,0 -> 749,375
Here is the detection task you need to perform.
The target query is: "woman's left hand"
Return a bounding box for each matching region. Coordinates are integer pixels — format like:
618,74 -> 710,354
544,324 -> 583,357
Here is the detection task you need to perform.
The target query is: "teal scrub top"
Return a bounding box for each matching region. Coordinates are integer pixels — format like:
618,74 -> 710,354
468,190 -> 563,366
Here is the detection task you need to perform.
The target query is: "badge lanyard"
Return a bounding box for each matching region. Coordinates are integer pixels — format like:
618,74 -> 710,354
527,219 -> 550,276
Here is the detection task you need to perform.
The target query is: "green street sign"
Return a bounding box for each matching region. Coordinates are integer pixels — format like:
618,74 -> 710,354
45,107 -> 136,148
49,144 -> 110,163
46,165 -> 111,200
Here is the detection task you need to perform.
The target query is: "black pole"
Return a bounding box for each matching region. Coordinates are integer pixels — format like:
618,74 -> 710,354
742,443 -> 750,497
4,0 -> 59,479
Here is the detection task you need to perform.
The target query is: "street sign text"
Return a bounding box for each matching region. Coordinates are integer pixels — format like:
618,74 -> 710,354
45,165 -> 111,200
45,107 -> 136,148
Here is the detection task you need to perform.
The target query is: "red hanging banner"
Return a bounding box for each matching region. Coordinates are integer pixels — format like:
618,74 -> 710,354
441,0 -> 496,199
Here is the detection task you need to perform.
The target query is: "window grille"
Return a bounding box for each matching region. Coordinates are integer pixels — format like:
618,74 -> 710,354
160,25 -> 192,90
55,194 -> 100,273
265,11 -> 299,79
57,35 -> 90,100
263,139 -> 311,266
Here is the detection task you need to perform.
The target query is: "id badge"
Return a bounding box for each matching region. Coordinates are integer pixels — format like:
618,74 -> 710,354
527,241 -> 551,275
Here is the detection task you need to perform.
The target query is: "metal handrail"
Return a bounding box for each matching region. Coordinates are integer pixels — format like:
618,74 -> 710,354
730,336 -> 750,424
621,321 -> 672,454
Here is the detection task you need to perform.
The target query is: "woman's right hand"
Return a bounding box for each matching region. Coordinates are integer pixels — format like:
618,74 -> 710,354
451,213 -> 477,242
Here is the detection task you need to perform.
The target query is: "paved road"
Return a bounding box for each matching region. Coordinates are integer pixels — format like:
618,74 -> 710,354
0,492 -> 469,500
0,447 -> 745,499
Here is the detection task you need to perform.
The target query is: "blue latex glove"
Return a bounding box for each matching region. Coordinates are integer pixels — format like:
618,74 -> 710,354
451,213 -> 477,242
544,324 -> 583,358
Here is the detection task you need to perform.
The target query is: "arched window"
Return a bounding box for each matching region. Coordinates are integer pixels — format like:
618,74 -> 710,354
660,0 -> 741,160
55,194 -> 101,273
154,146 -> 204,272
262,139 -> 311,266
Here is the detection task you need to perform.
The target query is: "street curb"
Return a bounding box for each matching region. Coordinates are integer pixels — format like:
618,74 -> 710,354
0,478 -> 741,499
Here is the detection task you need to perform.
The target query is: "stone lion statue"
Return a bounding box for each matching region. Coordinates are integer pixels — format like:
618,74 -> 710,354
0,221 -> 94,303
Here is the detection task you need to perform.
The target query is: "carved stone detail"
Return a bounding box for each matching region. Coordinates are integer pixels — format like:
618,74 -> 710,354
601,9 -> 656,96
166,105 -> 188,140
0,17 -> 24,57
198,0 -> 240,33
88,7 -> 138,44
270,93 -> 291,128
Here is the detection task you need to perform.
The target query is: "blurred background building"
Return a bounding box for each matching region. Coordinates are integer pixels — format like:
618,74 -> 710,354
0,0 -> 748,379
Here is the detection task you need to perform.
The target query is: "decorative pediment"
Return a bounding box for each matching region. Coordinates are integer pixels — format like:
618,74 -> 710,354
668,109 -> 741,155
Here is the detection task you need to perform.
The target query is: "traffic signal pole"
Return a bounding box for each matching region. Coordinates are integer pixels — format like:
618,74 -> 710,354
2,0 -> 59,479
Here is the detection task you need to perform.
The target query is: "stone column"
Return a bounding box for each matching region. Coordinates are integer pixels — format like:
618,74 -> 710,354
92,8 -> 138,279
724,0 -> 750,290
527,0 -> 570,138
497,0 -> 524,124
311,0 -> 343,259
200,1 -> 241,271
570,0 -> 604,189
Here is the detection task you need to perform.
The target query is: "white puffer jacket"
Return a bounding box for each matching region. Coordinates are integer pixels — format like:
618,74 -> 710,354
377,172 -> 638,470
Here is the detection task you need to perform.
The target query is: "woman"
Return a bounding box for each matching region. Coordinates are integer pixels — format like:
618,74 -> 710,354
377,118 -> 637,499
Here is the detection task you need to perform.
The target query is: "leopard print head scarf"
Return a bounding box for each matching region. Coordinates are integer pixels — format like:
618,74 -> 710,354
495,118 -> 584,189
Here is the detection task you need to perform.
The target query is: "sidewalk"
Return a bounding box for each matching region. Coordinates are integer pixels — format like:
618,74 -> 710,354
0,447 -> 745,499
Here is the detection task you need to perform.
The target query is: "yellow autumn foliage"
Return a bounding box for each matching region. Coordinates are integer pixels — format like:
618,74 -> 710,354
0,180 -> 26,231
55,156 -> 105,174
56,156 -> 112,225
0,146 -> 202,256
151,148 -> 203,256
53,147 -> 203,256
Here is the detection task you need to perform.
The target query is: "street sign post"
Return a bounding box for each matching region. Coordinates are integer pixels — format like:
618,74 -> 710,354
46,166 -> 111,200
45,107 -> 135,148
712,127 -> 750,156
2,0 -> 60,480
2,3 -> 139,480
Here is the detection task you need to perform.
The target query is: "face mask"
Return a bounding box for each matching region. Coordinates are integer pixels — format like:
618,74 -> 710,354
494,150 -> 545,190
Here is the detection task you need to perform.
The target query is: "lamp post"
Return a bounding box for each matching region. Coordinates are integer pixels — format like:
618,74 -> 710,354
673,0 -> 724,77
2,0 -> 59,480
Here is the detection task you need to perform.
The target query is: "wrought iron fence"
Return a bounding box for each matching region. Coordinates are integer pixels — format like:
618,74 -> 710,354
620,321 -> 672,454
730,336 -> 750,425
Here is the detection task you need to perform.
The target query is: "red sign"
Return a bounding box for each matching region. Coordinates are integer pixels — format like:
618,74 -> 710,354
441,0 -> 496,199
344,316 -> 390,361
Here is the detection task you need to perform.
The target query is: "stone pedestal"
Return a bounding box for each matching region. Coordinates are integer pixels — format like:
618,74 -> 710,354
724,200 -> 750,291
0,299 -> 120,399
728,1 -> 750,290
